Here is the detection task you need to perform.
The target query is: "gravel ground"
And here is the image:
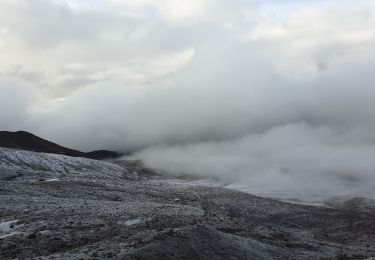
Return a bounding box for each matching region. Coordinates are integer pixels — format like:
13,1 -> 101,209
1,148 -> 375,259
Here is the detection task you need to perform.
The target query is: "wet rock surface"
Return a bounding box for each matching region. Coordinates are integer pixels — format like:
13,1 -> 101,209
1,148 -> 375,259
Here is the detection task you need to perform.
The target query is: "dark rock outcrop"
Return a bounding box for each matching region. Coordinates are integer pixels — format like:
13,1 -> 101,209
0,131 -> 120,159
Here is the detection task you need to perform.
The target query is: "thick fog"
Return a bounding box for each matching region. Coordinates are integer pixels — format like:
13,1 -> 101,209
1,0 -> 375,200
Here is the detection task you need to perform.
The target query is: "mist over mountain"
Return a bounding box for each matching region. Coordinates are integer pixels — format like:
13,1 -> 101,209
2,143 -> 375,259
2,1 -> 375,258
1,0 -> 375,200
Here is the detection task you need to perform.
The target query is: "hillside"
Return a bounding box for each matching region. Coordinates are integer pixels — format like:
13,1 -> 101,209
0,131 -> 120,160
1,146 -> 375,259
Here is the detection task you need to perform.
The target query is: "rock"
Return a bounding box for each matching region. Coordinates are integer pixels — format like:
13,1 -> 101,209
27,233 -> 37,239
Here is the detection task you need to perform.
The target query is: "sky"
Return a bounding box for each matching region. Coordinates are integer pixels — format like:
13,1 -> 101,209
1,0 -> 375,200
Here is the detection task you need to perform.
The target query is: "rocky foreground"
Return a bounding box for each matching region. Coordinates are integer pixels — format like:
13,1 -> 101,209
1,147 -> 375,259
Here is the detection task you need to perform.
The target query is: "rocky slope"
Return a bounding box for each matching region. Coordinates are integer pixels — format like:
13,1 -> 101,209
1,147 -> 375,259
0,147 -> 135,184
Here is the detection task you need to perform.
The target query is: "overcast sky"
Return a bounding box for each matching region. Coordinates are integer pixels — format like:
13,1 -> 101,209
1,0 -> 375,200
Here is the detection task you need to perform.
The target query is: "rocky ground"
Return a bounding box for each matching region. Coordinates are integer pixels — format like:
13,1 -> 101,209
1,147 -> 375,259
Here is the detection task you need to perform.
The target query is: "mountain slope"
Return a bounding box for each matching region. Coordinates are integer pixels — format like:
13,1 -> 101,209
0,147 -> 134,182
0,147 -> 375,259
0,131 -> 120,159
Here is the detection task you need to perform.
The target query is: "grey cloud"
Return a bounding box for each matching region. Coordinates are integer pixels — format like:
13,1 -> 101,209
133,123 -> 375,201
0,79 -> 36,131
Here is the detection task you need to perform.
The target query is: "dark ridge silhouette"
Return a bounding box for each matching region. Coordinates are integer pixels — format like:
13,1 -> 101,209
86,150 -> 121,160
0,131 -> 121,160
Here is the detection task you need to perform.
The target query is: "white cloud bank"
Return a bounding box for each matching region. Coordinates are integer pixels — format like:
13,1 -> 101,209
1,0 -> 375,200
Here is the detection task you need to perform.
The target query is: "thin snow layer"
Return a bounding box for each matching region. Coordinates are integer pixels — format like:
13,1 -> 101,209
0,220 -> 17,233
1,149 -> 375,258
158,179 -> 225,188
0,147 -> 131,181
0,220 -> 23,239
45,178 -> 60,182
153,178 -> 327,206
125,218 -> 143,226
0,231 -> 21,239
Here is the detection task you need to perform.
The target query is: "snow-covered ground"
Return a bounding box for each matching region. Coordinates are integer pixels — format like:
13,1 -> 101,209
1,147 -> 372,207
0,147 -> 134,182
157,178 -> 375,207
1,147 -> 375,259
0,220 -> 23,239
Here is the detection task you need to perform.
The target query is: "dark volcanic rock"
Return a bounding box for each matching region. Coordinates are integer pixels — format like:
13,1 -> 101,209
86,150 -> 121,160
0,131 -> 121,159
119,225 -> 296,260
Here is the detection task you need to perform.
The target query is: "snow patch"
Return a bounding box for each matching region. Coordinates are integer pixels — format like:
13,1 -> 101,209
0,231 -> 22,239
125,218 -> 142,226
162,179 -> 225,188
0,220 -> 23,239
45,178 -> 60,182
0,220 -> 18,233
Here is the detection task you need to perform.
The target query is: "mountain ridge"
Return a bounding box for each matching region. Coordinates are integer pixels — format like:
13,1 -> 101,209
0,130 -> 121,160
